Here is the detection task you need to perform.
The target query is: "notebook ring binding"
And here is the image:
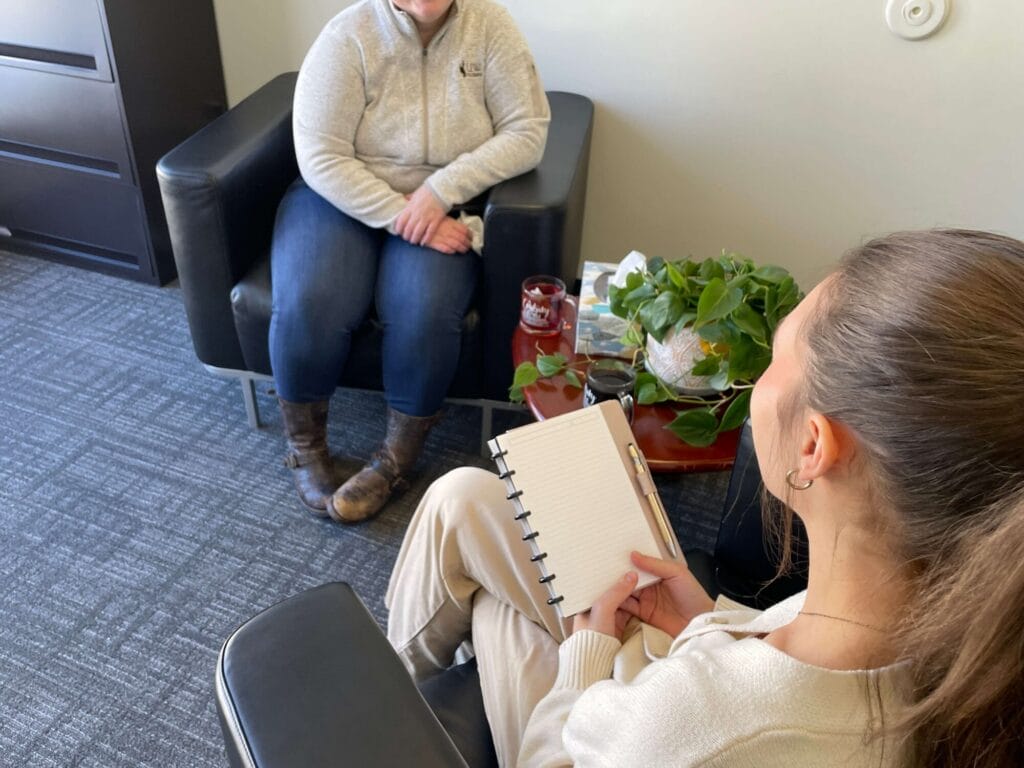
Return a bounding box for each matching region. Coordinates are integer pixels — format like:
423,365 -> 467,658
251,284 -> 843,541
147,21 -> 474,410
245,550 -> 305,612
546,595 -> 565,606
514,510 -> 531,521
490,448 -> 509,460
538,573 -> 556,584
497,469 -> 515,480
506,489 -> 524,500
530,552 -> 548,562
522,530 -> 540,541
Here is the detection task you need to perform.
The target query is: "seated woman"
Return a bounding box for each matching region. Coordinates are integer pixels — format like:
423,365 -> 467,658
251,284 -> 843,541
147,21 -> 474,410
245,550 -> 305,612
271,0 -> 550,522
385,229 -> 1024,767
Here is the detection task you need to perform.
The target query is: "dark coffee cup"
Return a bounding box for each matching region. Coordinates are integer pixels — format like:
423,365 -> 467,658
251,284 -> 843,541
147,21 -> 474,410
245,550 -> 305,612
583,359 -> 636,423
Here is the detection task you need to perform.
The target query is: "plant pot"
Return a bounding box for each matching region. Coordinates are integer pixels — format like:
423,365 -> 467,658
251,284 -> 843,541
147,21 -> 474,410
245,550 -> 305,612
644,327 -> 718,396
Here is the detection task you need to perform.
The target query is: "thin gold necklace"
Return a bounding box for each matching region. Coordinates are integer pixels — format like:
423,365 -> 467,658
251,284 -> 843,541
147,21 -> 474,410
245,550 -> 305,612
798,610 -> 885,633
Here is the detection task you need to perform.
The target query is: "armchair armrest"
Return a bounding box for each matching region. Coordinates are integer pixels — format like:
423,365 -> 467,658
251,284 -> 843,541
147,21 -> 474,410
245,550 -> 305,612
157,72 -> 299,370
479,91 -> 594,399
216,583 -> 468,768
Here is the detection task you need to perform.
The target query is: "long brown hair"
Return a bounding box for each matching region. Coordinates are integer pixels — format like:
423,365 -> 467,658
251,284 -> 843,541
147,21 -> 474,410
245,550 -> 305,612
796,230 -> 1024,766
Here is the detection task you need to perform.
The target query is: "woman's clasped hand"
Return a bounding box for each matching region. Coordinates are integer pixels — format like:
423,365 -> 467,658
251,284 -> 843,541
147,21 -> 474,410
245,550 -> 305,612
394,185 -> 473,254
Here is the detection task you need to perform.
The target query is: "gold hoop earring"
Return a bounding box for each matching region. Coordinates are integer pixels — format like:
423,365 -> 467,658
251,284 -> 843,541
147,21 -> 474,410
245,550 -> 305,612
785,469 -> 813,491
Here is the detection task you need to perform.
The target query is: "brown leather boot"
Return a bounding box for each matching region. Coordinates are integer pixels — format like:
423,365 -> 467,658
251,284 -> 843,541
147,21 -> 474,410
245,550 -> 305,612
328,407 -> 442,524
279,398 -> 351,516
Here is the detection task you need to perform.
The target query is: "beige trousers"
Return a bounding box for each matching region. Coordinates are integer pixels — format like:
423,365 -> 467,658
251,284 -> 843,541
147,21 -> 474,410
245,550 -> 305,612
385,466 -> 573,766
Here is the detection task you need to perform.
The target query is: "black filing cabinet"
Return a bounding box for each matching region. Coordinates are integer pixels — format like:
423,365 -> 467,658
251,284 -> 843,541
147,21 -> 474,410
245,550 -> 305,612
0,0 -> 227,284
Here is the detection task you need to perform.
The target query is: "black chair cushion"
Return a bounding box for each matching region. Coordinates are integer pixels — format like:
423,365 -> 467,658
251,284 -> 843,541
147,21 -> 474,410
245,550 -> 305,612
229,250 -> 483,395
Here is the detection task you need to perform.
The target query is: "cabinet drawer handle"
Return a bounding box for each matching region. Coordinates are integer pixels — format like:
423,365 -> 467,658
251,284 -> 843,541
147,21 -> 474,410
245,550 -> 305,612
0,43 -> 97,71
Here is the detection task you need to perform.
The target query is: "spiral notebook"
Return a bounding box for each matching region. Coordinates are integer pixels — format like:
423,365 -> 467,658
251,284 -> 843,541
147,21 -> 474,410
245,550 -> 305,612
488,401 -> 681,618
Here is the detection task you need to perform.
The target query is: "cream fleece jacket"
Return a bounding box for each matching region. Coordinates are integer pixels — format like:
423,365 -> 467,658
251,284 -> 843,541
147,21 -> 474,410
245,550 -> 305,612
293,0 -> 550,231
518,592 -> 909,768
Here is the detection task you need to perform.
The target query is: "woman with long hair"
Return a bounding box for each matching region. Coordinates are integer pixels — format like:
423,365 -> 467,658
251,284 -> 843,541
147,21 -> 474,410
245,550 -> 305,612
385,229 -> 1024,766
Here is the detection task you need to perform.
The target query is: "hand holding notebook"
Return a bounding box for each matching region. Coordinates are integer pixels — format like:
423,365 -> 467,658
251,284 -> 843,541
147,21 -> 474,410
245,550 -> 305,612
488,401 -> 682,618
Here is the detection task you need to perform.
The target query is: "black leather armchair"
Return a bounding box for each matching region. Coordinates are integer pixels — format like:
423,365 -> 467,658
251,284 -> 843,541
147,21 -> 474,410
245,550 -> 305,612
214,423 -> 808,768
156,74 -> 593,434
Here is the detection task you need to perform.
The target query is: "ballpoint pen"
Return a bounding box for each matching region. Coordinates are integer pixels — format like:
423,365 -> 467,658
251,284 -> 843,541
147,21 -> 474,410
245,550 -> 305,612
627,442 -> 677,558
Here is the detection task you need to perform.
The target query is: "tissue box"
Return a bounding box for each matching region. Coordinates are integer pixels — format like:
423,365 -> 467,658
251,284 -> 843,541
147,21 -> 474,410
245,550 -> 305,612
574,261 -> 637,360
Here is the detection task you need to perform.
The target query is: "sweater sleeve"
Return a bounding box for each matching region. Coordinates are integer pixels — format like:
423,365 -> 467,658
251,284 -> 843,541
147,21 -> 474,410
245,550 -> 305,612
293,27 -> 408,230
517,630 -> 620,768
425,7 -> 551,208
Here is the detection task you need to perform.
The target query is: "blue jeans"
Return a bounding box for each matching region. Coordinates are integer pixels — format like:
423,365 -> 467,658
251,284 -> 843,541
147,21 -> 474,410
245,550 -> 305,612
269,181 -> 479,416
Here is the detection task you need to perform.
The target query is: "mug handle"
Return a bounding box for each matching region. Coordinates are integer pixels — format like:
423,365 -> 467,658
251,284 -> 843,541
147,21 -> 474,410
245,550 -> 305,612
561,295 -> 579,331
617,392 -> 635,424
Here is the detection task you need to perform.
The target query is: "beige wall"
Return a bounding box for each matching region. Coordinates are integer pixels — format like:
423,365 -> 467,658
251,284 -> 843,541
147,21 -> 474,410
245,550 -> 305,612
211,0 -> 1024,288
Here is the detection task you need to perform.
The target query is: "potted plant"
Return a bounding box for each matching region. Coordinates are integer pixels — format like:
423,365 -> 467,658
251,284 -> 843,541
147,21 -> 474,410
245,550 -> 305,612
608,251 -> 802,446
509,251 -> 802,447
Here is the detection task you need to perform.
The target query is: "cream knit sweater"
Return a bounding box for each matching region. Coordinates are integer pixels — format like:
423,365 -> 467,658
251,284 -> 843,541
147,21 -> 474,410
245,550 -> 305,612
293,0 -> 550,231
518,592 -> 908,767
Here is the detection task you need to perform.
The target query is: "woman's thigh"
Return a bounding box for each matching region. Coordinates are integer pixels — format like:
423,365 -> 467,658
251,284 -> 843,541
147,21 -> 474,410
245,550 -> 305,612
374,235 -> 478,334
270,180 -> 382,329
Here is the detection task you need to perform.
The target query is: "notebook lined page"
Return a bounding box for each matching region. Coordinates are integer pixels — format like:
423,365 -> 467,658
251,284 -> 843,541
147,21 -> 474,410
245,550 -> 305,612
499,406 -> 661,617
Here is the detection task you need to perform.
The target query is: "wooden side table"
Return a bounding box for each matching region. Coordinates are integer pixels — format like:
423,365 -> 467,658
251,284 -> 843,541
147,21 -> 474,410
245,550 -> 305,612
512,300 -> 739,472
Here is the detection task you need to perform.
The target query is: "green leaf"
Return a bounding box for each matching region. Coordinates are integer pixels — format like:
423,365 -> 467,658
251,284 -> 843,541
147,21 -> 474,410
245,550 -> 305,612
695,278 -> 743,327
776,276 -> 799,309
751,265 -> 789,284
620,325 -> 644,347
511,361 -> 540,389
666,409 -> 720,447
673,311 -> 698,333
696,319 -> 740,347
623,283 -> 657,306
624,269 -> 645,291
727,336 -> 772,381
654,266 -> 671,289
764,288 -> 779,331
635,371 -> 657,388
699,258 -> 725,281
536,353 -> 566,378
564,370 -> 582,389
767,275 -> 801,332
718,252 -> 740,274
731,302 -> 768,343
647,256 -> 665,274
509,386 -> 525,403
608,284 -> 627,318
637,381 -> 660,405
648,291 -> 684,333
690,354 -> 721,376
709,367 -> 732,391
665,261 -> 686,289
639,308 -> 663,342
718,389 -> 752,433
725,274 -> 749,293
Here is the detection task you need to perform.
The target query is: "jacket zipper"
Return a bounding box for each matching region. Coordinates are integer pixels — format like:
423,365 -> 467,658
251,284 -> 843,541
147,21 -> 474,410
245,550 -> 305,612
421,47 -> 429,165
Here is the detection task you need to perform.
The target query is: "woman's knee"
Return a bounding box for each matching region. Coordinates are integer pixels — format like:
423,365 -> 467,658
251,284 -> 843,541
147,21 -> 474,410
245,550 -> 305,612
422,466 -> 508,527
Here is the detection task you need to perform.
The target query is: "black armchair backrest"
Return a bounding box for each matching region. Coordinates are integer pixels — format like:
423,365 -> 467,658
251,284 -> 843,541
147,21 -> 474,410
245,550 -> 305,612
715,421 -> 809,609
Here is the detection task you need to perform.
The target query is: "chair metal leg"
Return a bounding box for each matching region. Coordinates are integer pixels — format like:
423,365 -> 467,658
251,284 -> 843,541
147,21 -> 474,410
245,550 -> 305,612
241,376 -> 261,429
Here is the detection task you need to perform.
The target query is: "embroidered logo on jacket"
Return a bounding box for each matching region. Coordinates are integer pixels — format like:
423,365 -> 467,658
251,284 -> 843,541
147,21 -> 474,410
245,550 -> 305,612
459,60 -> 483,77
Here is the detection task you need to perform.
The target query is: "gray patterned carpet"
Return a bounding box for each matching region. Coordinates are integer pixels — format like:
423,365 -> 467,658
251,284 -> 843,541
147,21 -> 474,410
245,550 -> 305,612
0,249 -> 728,767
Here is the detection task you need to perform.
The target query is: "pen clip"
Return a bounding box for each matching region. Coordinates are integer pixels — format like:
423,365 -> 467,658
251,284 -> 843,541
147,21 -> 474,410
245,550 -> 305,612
628,443 -> 656,495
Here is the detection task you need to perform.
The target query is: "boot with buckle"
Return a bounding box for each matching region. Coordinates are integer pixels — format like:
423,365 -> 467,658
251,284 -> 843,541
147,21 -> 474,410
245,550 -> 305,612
328,406 -> 442,524
279,398 -> 351,515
